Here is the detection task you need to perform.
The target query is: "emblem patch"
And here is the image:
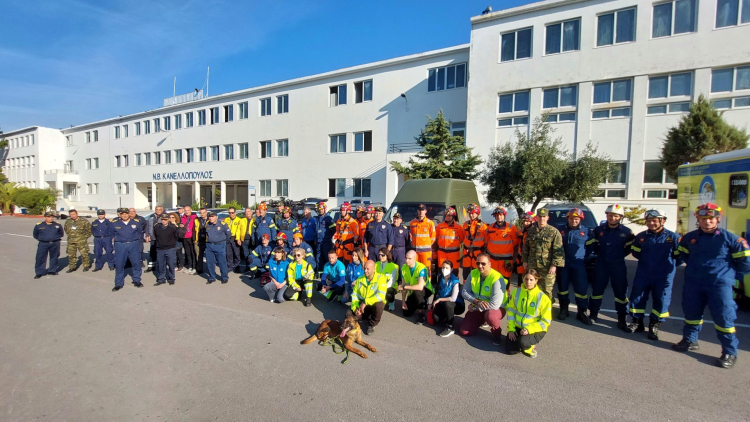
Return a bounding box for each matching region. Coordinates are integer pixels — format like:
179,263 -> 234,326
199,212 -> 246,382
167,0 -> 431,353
382,225 -> 386,229
599,232 -> 604,237
484,286 -> 490,291
620,233 -> 627,237
579,232 -> 585,237
640,238 -> 645,243
131,225 -> 136,229
690,238 -> 697,244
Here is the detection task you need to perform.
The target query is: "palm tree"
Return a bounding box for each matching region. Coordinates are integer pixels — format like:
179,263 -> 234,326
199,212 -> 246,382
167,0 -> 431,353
0,182 -> 18,214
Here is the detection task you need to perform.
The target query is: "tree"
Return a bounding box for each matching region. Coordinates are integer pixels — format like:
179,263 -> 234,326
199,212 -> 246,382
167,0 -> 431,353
623,205 -> 647,227
0,182 -> 18,213
482,114 -> 612,215
390,110 -> 482,180
661,95 -> 749,180
0,138 -> 7,184
13,187 -> 60,215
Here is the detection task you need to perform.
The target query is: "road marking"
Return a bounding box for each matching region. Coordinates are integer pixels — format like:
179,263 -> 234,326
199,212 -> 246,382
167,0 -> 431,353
3,233 -> 69,244
562,304 -> 750,329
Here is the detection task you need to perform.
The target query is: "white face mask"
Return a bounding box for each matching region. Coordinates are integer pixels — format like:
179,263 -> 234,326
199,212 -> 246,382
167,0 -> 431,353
442,268 -> 451,277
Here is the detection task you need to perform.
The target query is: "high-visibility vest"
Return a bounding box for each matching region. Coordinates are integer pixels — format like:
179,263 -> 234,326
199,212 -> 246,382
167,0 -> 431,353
223,217 -> 247,241
436,221 -> 464,254
351,273 -> 388,310
469,268 -> 506,303
410,218 -> 436,254
486,222 -> 518,262
401,261 -> 433,294
287,261 -> 314,289
507,285 -> 552,334
374,261 -> 399,288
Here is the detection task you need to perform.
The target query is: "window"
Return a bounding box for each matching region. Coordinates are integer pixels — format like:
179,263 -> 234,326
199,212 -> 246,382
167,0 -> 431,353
239,143 -> 249,159
165,150 -> 172,164
93,131 -> 98,142
649,72 -> 692,98
260,97 -> 272,116
328,178 -> 346,197
428,63 -> 467,92
354,131 -> 372,152
501,28 -> 533,61
144,120 -> 151,134
154,118 -> 161,133
276,179 -> 288,197
451,122 -> 466,139
114,126 -> 120,139
123,183 -> 129,195
135,153 -> 142,166
330,134 -> 347,153
543,85 -> 578,108
329,85 -> 347,106
145,152 -> 152,166
277,139 -> 289,157
604,162 -> 628,184
86,132 -> 91,143
175,149 -> 183,163
260,141 -> 272,158
711,66 -> 750,93
86,158 -> 91,169
643,161 -> 675,183
260,180 -> 271,197
730,174 -> 749,208
597,8 -> 636,46
174,114 -> 182,129
66,135 -> 73,146
116,183 -> 122,195
353,178 -> 371,197
595,189 -> 627,198
355,80 -> 373,103
198,110 -> 206,126
91,183 -> 98,195
186,148 -> 194,163
86,158 -> 99,170
545,19 -> 580,54
653,0 -> 697,37
716,0 -> 750,27
224,144 -> 234,160
643,189 -> 678,199
211,145 -> 219,161
199,147 -> 207,162
224,105 -> 233,122
163,116 -> 171,131
592,79 -> 632,118
210,107 -> 219,124
123,125 -> 128,138
498,91 -> 530,126
135,122 -> 141,135
186,112 -> 194,128
277,95 -> 289,113
151,152 -> 159,165
239,102 -> 249,119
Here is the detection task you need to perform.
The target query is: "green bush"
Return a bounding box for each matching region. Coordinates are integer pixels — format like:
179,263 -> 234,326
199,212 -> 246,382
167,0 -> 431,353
216,200 -> 244,209
13,187 -> 60,215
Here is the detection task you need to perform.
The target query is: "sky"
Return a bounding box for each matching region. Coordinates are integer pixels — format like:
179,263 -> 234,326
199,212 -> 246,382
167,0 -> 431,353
0,0 -> 535,133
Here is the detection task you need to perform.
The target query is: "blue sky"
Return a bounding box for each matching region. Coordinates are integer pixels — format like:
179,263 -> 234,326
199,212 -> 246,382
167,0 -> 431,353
0,0 -> 534,133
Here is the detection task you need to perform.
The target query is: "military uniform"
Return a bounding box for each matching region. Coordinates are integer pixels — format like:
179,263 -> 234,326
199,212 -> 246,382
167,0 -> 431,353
64,215 -> 92,271
522,218 -> 564,299
91,213 -> 115,270
33,216 -> 64,277
112,209 -> 146,289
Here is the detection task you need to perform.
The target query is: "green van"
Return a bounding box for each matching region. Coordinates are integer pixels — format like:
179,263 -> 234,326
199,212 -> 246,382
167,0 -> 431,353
385,179 -> 480,224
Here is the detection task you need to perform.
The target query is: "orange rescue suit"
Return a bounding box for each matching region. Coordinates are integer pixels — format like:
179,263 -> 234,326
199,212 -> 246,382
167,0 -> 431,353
436,221 -> 465,271
334,216 -> 360,264
485,221 -> 519,280
410,217 -> 436,275
461,219 -> 487,269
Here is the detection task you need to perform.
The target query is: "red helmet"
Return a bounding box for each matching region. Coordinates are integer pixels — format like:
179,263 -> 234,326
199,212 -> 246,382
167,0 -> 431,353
445,207 -> 457,217
317,202 -> 327,212
365,205 -> 374,214
467,203 -> 481,214
695,203 -> 723,218
566,207 -> 584,219
340,202 -> 352,213
276,233 -> 287,241
492,206 -> 507,216
282,206 -> 292,214
258,202 -> 268,211
521,211 -> 536,222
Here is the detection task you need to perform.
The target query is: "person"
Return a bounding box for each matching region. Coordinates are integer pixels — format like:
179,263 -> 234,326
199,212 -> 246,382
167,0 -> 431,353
459,253 -> 507,345
351,260 -> 388,335
409,204 -> 436,278
128,207 -> 148,269
314,202 -> 335,272
63,209 -> 92,272
318,249 -> 347,302
290,232 -> 316,269
345,248 -> 366,305
374,248 -> 399,311
586,203 -> 634,330
506,269 -> 552,358
273,203 -> 286,227
223,207 -> 246,273
435,207 -> 465,274
430,260 -> 465,337
174,206 -> 186,270
253,202 -> 277,245
390,213 -> 410,272
522,208 -> 564,300
144,205 -> 164,273
250,233 -> 274,282
112,208 -> 146,291
180,206 -> 198,275
204,211 -> 232,284
262,247 -> 291,303
461,203 -> 487,282
153,213 -> 179,285
333,202 -> 359,265
274,233 -> 291,257
514,211 -> 536,281
177,205 -> 185,219
91,209 -> 115,272
33,211 -> 64,278
485,206 -> 518,283
284,247 -> 316,306
239,207 -> 255,273
557,208 -> 594,325
626,209 -> 679,339
169,212 -> 184,271
194,207 -> 209,274
398,250 -> 433,323
364,206 -> 393,260
300,206 -> 317,253
355,205 -> 369,247
276,206 -> 299,247
672,203 -> 750,369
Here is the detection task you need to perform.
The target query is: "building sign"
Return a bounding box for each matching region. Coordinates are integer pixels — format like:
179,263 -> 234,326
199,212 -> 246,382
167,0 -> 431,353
153,171 -> 214,181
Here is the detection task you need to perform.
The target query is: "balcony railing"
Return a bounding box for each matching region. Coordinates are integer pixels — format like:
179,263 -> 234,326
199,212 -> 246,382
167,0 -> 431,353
388,143 -> 423,153
45,169 -> 79,175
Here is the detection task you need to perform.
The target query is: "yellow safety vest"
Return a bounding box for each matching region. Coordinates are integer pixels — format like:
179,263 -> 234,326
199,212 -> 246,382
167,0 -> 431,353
401,262 -> 433,294
507,285 -> 552,334
351,274 -> 388,311
375,261 -> 399,288
469,268 -> 505,303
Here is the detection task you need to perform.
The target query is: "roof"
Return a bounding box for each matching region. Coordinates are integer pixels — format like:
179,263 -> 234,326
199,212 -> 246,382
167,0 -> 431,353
699,148 -> 750,163
471,0 -> 589,24
1,126 -> 39,137
392,179 -> 479,204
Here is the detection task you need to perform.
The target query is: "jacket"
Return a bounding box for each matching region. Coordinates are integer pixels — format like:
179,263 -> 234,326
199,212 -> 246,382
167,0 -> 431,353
523,223 -> 565,269
223,216 -> 247,242
462,219 -> 487,264
507,285 -> 552,334
560,224 -> 593,265
351,273 -> 388,311
588,223 -> 634,264
287,260 -> 315,291
676,228 -> 750,285
436,221 -> 464,255
485,221 -> 518,262
409,218 -> 436,254
631,227 -> 680,281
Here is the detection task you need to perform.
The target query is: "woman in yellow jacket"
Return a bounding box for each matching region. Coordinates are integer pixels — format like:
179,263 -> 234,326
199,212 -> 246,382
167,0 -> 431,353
285,247 -> 316,307
506,269 -> 552,358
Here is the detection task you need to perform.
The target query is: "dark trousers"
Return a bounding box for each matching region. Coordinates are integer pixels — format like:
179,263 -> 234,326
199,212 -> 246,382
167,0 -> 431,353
176,242 -> 184,269
148,240 -> 157,267
242,239 -> 254,270
317,280 -> 345,297
114,242 -> 142,287
196,241 -> 206,272
363,302 -> 385,327
433,301 -> 465,327
226,239 -> 241,270
205,242 -> 228,281
386,287 -> 397,304
35,241 -> 60,276
316,240 -> 332,272
156,248 -> 176,282
591,261 -> 628,315
182,238 -> 196,270
93,237 -> 115,270
506,329 -> 546,354
404,288 -> 432,317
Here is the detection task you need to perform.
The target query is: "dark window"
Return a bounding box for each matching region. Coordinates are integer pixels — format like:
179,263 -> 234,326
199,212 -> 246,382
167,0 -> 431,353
730,174 -> 748,208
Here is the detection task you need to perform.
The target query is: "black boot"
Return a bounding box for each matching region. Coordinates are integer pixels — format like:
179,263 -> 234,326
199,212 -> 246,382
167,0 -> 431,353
589,311 -> 599,323
648,320 -> 660,340
617,313 -> 628,332
717,354 -> 737,369
672,338 -> 700,352
625,316 -> 644,333
557,304 -> 569,321
303,297 -> 312,307
576,310 -> 593,325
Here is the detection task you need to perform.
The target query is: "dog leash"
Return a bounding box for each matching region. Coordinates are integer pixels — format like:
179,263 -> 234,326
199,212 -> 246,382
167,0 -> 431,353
319,338 -> 350,364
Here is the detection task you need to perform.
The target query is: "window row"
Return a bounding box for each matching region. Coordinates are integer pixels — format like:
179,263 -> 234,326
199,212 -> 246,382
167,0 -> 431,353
328,178 -> 372,198
85,158 -> 100,170
329,131 -> 373,154
85,183 -> 99,195
257,179 -> 289,197
115,183 -> 130,195
4,155 -> 35,168
329,79 -> 373,106
6,134 -> 35,149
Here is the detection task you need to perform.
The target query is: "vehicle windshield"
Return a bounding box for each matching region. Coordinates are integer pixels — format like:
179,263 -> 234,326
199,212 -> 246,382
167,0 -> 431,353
385,203 -> 445,224
547,209 -> 597,230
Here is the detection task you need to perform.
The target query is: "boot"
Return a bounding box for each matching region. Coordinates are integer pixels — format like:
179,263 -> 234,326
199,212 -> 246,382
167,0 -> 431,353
557,304 -> 569,321
589,311 -> 599,323
672,338 -> 700,352
617,313 -> 628,332
648,320 -> 660,340
717,354 -> 737,369
576,311 -> 592,326
625,316 -> 644,333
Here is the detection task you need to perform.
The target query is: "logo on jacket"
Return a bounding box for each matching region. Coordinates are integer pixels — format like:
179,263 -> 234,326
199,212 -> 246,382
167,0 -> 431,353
484,286 -> 490,292
640,238 -> 645,243
579,232 -> 585,237
599,232 -> 604,237
620,233 -> 627,237
530,302 -> 536,308
690,238 -> 697,244
665,237 -> 672,242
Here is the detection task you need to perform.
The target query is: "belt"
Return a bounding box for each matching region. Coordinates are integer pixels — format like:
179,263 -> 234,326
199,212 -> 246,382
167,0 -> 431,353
115,241 -> 135,244
38,240 -> 61,243
94,236 -> 111,238
371,244 -> 387,249
208,241 -> 225,245
393,246 -> 405,249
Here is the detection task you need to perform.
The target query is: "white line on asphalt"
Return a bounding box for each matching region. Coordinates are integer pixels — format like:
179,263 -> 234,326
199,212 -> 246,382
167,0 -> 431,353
2,233 -> 69,244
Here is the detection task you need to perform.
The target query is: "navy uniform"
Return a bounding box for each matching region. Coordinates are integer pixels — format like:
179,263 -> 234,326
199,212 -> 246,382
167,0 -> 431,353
204,212 -> 232,284
91,210 -> 115,271
365,216 -> 393,260
112,208 -> 146,290
557,221 -> 594,321
253,212 -> 277,245
314,203 -> 335,272
33,213 -> 64,278
276,215 -> 299,247
289,234 -> 317,269
391,217 -> 410,270
587,217 -> 634,326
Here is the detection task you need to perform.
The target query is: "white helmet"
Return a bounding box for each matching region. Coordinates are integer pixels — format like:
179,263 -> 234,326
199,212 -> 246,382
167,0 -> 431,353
605,203 -> 625,216
644,209 -> 667,219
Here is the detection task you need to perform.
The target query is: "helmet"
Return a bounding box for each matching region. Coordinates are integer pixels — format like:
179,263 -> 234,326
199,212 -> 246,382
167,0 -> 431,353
467,203 -> 481,214
340,202 -> 352,213
605,203 -> 625,216
365,205 -> 374,214
566,207 -> 584,219
695,203 -> 723,218
644,209 -> 667,219
281,206 -> 291,215
356,205 -> 366,213
317,202 -> 327,212
492,206 -> 507,216
521,211 -> 536,222
445,207 -> 457,217
293,232 -> 303,240
258,202 -> 268,211
276,233 -> 287,241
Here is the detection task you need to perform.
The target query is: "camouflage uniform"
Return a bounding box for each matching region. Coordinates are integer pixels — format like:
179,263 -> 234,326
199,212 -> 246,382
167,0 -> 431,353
522,221 -> 564,299
64,217 -> 92,270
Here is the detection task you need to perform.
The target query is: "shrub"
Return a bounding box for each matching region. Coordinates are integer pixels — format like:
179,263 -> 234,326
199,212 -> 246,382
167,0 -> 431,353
13,187 -> 60,215
216,200 -> 244,209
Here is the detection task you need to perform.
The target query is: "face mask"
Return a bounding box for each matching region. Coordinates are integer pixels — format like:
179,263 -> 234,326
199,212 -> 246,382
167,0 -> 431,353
442,268 -> 451,277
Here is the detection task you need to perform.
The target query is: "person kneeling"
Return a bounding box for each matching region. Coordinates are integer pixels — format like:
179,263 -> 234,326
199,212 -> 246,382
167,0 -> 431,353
430,260 -> 465,338
352,260 -> 388,335
459,253 -> 507,345
506,269 -> 552,358
318,249 -> 347,303
398,251 -> 433,324
262,247 -> 290,303
284,247 -> 316,307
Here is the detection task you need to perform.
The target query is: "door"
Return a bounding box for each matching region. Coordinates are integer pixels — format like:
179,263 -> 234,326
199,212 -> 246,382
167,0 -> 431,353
147,187 -> 153,209
65,183 -> 76,200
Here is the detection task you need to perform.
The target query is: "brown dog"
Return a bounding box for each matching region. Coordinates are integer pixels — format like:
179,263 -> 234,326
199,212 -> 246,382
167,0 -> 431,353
300,310 -> 378,359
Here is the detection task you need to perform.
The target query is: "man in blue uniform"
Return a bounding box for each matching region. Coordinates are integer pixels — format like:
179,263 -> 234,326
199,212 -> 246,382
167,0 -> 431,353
250,233 -> 273,282
364,206 -> 393,261
390,213 -> 410,277
33,212 -> 64,278
252,202 -> 277,245
204,211 -> 232,284
300,206 -> 317,252
112,208 -> 146,291
91,209 -> 115,272
586,203 -> 634,330
672,203 -> 750,369
144,205 -> 164,273
557,208 -> 593,325
276,206 -> 299,247
626,209 -> 679,339
314,202 -> 335,272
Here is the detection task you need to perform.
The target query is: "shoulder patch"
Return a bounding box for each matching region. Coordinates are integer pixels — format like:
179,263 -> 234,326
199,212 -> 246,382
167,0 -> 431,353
111,218 -> 118,222
640,237 -> 645,243
690,238 -> 697,244
134,219 -> 140,222
739,237 -> 749,248
36,222 -> 42,225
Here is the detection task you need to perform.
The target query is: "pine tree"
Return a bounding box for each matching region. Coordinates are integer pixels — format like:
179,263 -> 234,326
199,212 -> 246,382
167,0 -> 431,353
389,111 -> 482,180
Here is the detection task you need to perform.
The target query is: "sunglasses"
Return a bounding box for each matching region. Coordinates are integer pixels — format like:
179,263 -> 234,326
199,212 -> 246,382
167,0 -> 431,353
477,262 -> 488,267
228,212 -> 235,214
295,254 -> 304,257
378,253 -> 386,257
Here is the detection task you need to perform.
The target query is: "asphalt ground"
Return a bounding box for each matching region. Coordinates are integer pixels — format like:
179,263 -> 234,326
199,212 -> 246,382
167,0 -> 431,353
1,217 -> 749,421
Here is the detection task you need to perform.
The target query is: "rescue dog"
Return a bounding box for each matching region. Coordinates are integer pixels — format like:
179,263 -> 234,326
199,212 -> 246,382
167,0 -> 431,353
300,310 -> 378,359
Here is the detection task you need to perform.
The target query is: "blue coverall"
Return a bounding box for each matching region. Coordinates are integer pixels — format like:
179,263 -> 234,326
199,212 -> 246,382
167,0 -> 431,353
558,224 -> 593,311
276,217 -> 299,247
252,215 -> 277,245
205,220 -> 231,282
629,228 -> 680,321
315,214 -> 335,272
33,221 -> 64,276
91,217 -> 115,270
391,223 -> 411,277
250,244 -> 273,274
112,217 -> 145,287
587,223 -> 635,315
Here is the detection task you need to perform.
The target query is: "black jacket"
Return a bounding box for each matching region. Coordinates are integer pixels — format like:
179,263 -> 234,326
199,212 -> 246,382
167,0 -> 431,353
154,223 -> 180,250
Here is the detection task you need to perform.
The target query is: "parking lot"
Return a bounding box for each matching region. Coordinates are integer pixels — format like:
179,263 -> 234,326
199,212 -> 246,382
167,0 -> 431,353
1,216 -> 748,421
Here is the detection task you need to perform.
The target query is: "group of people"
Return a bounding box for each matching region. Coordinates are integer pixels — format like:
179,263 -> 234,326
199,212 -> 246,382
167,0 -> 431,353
32,200 -> 746,367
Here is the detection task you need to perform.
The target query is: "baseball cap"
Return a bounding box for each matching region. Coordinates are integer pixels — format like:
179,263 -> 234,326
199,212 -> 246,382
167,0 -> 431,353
44,211 -> 55,217
393,213 -> 402,219
207,211 -> 217,217
375,206 -> 385,212
160,214 -> 170,220
117,208 -> 129,214
417,204 -> 427,210
537,208 -> 549,217
97,209 -> 106,215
